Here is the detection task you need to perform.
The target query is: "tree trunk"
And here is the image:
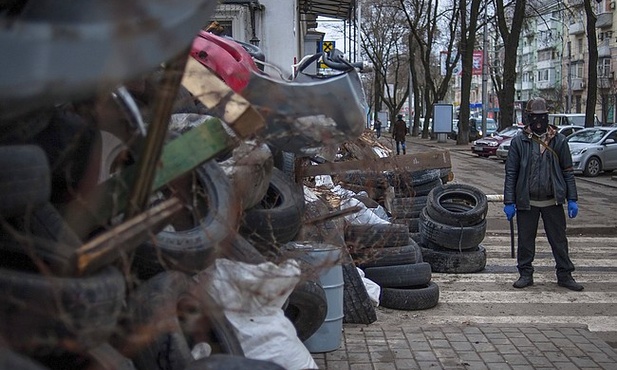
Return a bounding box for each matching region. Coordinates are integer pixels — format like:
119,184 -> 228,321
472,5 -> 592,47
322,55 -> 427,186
495,0 -> 526,130
584,0 -> 598,128
456,0 -> 481,145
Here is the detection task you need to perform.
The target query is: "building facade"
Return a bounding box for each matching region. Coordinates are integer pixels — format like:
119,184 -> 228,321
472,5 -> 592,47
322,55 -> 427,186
212,1 -> 358,79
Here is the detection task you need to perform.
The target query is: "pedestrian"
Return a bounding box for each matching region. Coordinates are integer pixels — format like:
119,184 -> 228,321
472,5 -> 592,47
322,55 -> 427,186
392,114 -> 408,155
374,119 -> 382,138
503,97 -> 583,291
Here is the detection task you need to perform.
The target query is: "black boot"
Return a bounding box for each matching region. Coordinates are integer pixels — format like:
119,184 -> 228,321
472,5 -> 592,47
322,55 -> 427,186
558,277 -> 584,291
513,275 -> 533,288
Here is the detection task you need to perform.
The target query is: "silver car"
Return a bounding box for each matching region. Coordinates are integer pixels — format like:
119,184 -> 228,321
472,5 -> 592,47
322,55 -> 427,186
568,127 -> 617,177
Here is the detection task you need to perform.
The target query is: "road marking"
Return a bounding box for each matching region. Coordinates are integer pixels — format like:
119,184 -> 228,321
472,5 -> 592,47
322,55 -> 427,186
433,273 -> 617,283
439,291 -> 617,304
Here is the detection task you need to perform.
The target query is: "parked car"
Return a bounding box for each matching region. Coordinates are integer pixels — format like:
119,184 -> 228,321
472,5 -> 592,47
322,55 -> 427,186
549,113 -> 601,127
567,127 -> 617,176
451,117 -> 497,141
471,125 -> 523,157
495,125 -> 584,162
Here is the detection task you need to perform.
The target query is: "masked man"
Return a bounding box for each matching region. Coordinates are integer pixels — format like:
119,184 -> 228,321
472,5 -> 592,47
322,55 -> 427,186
503,97 -> 583,291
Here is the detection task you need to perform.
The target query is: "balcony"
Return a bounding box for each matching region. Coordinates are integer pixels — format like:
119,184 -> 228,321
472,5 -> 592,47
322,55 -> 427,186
537,38 -> 555,50
522,81 -> 533,90
599,41 -> 612,57
537,80 -> 555,90
597,13 -> 613,29
569,22 -> 585,35
571,78 -> 585,91
537,60 -> 553,69
599,77 -> 613,89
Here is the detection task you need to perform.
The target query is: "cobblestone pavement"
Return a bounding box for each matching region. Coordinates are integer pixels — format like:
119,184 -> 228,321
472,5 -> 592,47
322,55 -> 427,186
313,324 -> 617,369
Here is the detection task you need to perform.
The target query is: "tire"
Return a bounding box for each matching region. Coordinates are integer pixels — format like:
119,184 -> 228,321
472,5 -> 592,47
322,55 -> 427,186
284,280 -> 328,341
426,184 -> 488,227
353,241 -> 422,268
420,245 -> 487,273
133,160 -> 239,278
363,262 -> 432,288
116,271 -> 243,370
379,281 -> 440,311
0,266 -> 125,354
185,354 -> 286,370
394,178 -> 442,198
240,168 -> 305,248
342,262 -> 377,325
391,217 -> 420,233
344,223 -> 410,248
389,168 -> 441,189
0,145 -> 50,217
271,150 -> 296,181
390,196 -> 427,218
0,203 -> 82,276
583,156 -> 601,177
419,208 -> 486,250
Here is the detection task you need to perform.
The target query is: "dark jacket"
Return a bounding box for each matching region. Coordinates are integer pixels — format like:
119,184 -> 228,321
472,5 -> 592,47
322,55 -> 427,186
504,126 -> 578,210
392,119 -> 407,141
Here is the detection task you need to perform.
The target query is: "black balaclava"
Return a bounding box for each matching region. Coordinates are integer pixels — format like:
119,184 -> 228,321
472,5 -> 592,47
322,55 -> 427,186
529,113 -> 548,135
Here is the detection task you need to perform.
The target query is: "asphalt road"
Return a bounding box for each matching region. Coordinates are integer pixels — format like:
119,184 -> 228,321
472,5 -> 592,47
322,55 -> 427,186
374,135 -> 617,348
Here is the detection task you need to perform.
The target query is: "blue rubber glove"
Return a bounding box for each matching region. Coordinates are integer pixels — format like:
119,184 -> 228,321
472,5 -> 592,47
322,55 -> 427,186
504,204 -> 516,221
568,200 -> 578,219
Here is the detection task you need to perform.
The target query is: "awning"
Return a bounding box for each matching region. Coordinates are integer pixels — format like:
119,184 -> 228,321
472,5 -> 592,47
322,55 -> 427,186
299,0 -> 355,20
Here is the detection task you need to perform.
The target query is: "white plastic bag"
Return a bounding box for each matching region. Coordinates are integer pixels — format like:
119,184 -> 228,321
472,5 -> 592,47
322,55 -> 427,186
340,197 -> 390,225
197,259 -> 318,370
356,267 -> 380,306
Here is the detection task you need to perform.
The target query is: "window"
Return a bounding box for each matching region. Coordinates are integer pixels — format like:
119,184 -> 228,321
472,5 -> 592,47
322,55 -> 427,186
537,69 -> 550,82
538,50 -> 556,62
578,38 -> 584,54
571,62 -> 584,79
599,58 -> 611,77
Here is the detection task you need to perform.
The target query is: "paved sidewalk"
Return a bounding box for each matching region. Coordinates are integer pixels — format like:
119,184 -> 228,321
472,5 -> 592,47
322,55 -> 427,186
313,323 -> 617,369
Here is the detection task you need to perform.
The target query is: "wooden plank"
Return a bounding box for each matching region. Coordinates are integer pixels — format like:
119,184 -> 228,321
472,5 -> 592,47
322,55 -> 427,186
75,197 -> 184,276
300,150 -> 452,177
181,58 -> 265,139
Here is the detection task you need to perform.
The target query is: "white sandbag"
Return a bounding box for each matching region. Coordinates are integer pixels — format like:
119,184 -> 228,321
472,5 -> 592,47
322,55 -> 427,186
197,259 -> 318,370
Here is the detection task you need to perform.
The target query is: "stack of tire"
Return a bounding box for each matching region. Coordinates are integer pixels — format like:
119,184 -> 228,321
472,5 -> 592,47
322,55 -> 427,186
345,223 -> 439,311
337,167 -> 450,203
388,168 -> 447,233
417,183 -> 488,273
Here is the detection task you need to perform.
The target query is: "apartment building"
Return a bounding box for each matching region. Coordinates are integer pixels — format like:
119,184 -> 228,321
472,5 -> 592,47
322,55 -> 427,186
513,0 -> 616,124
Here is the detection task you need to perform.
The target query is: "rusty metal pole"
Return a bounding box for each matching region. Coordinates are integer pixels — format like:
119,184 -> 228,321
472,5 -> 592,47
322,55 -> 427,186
124,51 -> 189,219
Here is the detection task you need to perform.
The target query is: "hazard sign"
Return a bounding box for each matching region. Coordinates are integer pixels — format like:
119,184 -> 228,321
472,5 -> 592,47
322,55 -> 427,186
319,40 -> 336,69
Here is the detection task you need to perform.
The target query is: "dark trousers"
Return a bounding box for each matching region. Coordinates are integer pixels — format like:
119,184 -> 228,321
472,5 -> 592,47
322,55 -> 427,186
516,204 -> 575,280
395,140 -> 406,154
